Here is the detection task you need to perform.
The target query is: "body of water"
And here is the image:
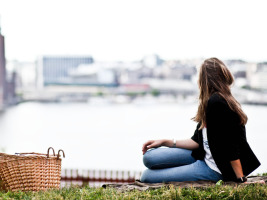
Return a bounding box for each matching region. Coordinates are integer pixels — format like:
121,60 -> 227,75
0,101 -> 266,174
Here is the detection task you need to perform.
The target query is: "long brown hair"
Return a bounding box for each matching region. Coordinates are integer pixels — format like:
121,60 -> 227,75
193,57 -> 247,129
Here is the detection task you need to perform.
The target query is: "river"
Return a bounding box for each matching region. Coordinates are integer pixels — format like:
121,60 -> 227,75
0,101 -> 266,174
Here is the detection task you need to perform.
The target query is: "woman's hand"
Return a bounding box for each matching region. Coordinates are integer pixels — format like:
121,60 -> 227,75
142,139 -> 199,155
142,140 -> 165,155
244,180 -> 265,184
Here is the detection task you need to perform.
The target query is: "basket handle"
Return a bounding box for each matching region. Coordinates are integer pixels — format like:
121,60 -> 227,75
47,147 -> 56,158
57,149 -> 65,159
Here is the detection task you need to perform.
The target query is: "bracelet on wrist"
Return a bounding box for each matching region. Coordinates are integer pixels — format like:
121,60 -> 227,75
172,139 -> 176,148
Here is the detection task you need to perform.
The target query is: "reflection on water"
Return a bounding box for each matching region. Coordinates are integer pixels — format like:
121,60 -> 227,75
0,102 -> 266,174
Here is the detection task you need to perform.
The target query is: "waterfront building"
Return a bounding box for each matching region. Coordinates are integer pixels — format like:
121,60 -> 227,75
158,60 -> 197,81
5,71 -> 17,105
226,60 -> 247,79
248,63 -> 267,90
68,63 -> 119,87
7,60 -> 36,91
142,54 -> 164,68
0,25 -> 6,110
36,55 -> 94,89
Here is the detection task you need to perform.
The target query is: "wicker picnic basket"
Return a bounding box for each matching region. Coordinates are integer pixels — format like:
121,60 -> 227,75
0,147 -> 65,192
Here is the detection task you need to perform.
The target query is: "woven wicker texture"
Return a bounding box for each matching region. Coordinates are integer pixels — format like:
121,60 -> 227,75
0,147 -> 65,192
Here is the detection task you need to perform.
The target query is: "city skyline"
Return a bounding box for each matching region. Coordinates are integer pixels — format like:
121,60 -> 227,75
0,0 -> 267,63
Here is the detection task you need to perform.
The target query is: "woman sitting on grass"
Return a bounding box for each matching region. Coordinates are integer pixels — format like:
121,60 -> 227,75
141,57 -> 261,184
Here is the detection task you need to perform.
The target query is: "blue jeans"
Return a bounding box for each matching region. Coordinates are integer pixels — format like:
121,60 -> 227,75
140,147 -> 223,183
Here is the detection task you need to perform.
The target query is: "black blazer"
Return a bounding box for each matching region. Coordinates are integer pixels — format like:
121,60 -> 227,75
191,93 -> 261,181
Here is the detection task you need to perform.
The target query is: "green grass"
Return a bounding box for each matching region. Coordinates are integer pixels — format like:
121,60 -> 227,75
0,184 -> 266,200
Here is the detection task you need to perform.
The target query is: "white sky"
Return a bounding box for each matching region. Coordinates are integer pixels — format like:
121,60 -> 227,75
0,0 -> 267,62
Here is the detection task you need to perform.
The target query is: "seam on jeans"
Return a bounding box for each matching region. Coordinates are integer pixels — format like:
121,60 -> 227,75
149,162 -> 185,169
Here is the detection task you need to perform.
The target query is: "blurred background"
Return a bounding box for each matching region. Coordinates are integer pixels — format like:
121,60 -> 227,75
0,0 -> 266,176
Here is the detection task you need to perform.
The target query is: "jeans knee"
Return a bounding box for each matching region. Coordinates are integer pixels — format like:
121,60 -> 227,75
140,175 -> 149,183
143,151 -> 154,169
140,170 -> 153,183
140,172 -> 147,183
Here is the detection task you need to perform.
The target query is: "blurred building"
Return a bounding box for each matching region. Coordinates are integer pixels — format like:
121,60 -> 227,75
157,60 -> 197,80
142,54 -> 164,68
6,60 -> 37,96
226,60 -> 247,79
36,55 -> 94,89
0,25 -> 17,108
5,71 -> 17,105
140,78 -> 197,95
247,62 -> 267,90
0,25 -> 6,110
225,60 -> 249,88
68,63 -> 119,86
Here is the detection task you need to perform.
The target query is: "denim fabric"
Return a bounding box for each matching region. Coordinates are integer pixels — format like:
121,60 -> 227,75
141,147 -> 223,183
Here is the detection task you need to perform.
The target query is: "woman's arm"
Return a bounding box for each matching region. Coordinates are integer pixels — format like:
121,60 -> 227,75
142,139 -> 199,154
231,159 -> 265,184
230,159 -> 245,179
